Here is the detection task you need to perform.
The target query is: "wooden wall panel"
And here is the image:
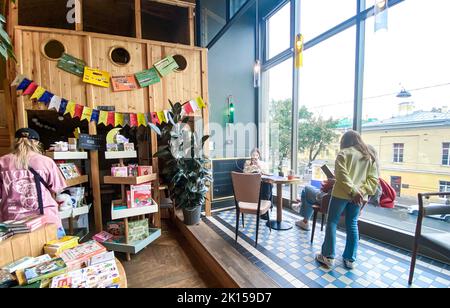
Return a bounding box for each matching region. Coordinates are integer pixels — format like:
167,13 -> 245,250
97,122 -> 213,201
160,46 -> 202,109
20,31 -> 86,109
90,38 -> 148,113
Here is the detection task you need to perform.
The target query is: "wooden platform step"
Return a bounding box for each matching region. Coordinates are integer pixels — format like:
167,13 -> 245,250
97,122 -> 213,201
174,211 -> 278,288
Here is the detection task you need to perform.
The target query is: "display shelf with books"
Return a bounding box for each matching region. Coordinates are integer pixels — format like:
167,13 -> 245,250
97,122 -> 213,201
65,175 -> 89,187
103,174 -> 158,185
59,205 -> 91,220
104,151 -> 138,160
102,150 -> 160,261
102,228 -> 161,255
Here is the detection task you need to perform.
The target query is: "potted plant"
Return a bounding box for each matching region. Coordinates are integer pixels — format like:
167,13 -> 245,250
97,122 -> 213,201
155,101 -> 212,225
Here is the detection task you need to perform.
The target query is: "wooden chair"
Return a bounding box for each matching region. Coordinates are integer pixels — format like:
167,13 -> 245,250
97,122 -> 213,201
409,192 -> 450,285
231,172 -> 271,247
310,194 -> 366,244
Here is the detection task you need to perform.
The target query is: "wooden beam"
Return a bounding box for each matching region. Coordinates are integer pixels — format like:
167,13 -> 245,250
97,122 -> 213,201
135,0 -> 142,39
151,0 -> 196,9
189,6 -> 195,46
84,35 -> 103,233
200,49 -> 211,217
75,0 -> 83,31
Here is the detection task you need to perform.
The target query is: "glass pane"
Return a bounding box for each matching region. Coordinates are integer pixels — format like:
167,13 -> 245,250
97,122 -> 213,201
19,0 -> 75,30
230,0 -> 248,18
199,0 -> 227,47
296,27 -> 356,190
261,59 -> 293,199
300,0 -> 357,41
267,2 -> 291,60
362,0 -> 450,234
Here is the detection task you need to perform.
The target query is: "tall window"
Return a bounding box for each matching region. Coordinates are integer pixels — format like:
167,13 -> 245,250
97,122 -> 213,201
443,143 -> 450,166
266,2 -> 291,60
230,0 -> 248,18
393,143 -> 404,163
362,0 -> 450,234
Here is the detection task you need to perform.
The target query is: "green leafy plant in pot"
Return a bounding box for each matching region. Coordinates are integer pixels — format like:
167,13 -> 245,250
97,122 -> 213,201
154,101 -> 212,225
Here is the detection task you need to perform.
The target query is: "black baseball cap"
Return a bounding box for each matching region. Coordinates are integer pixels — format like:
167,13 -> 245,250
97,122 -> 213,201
15,128 -> 40,141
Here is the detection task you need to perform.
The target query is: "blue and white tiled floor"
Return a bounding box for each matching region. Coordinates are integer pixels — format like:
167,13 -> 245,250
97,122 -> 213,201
204,209 -> 450,288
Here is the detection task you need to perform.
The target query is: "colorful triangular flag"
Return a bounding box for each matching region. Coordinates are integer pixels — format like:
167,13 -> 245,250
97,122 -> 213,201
23,82 -> 38,96
38,91 -> 54,105
151,112 -> 160,125
16,78 -> 32,91
115,113 -> 124,127
157,111 -> 166,124
91,109 -> 100,123
65,101 -> 76,117
59,99 -> 68,114
137,113 -> 146,127
107,112 -> 115,126
184,101 -> 194,114
196,97 -> 207,109
30,86 -> 46,100
123,114 -> 130,127
99,111 -> 108,125
48,96 -> 62,111
11,75 -> 26,87
81,106 -> 93,122
130,113 -> 138,127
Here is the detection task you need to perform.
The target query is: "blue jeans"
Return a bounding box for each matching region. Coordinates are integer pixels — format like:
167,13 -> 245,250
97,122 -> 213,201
321,197 -> 360,262
300,186 -> 320,221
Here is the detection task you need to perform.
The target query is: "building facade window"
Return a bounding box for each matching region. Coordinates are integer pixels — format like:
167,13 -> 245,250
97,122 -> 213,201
440,181 -> 450,199
443,143 -> 450,166
393,143 -> 404,163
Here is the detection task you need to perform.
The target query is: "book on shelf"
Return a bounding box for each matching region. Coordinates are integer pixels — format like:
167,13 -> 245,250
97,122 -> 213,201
50,260 -> 120,289
0,230 -> 13,242
130,184 -> 152,208
2,257 -> 35,274
88,251 -> 115,266
106,221 -> 125,236
23,258 -> 67,284
92,231 -> 114,243
138,166 -> 152,176
44,236 -> 79,257
57,163 -> 82,180
60,241 -> 106,270
128,219 -> 149,243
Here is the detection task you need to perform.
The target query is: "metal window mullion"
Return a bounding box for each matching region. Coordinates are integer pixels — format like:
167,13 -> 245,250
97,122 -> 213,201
354,0 -> 366,132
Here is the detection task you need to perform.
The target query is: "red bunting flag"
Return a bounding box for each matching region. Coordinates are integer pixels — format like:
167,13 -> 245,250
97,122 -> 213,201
130,113 -> 138,127
107,112 -> 115,126
23,82 -> 38,96
184,101 -> 194,114
73,104 -> 84,119
151,112 -> 160,125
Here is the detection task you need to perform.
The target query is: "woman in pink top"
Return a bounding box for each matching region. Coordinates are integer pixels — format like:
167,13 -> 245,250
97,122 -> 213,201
0,128 -> 67,237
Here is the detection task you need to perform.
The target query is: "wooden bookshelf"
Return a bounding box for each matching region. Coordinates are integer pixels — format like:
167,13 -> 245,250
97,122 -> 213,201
104,151 -> 137,160
45,151 -> 88,160
111,201 -> 158,220
65,175 -> 89,187
103,174 -> 158,185
102,229 -> 162,255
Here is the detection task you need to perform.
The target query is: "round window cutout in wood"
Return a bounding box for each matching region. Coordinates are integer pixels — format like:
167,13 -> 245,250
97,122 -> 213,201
173,55 -> 188,72
42,40 -> 66,60
110,47 -> 131,66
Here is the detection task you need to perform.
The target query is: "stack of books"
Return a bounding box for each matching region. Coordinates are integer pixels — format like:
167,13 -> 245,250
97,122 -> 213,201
44,236 -> 79,257
0,215 -> 47,234
21,258 -> 68,285
60,241 -> 107,270
0,229 -> 13,242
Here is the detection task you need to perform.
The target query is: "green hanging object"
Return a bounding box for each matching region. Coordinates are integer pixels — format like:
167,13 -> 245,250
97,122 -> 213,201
57,53 -> 86,77
228,96 -> 235,124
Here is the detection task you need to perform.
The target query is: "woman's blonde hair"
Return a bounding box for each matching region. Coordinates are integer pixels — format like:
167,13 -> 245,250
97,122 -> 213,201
13,137 -> 43,169
340,130 -> 375,162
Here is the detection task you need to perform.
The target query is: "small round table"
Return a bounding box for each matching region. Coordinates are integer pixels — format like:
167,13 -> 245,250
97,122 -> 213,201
262,176 -> 302,231
116,259 -> 128,288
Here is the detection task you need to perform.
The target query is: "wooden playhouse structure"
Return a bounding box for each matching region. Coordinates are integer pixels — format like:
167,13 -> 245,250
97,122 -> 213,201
1,0 -> 211,234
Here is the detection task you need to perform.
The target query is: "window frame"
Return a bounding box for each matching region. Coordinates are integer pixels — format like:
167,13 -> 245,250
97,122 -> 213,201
439,181 -> 450,199
443,143 -> 450,166
393,143 -> 404,163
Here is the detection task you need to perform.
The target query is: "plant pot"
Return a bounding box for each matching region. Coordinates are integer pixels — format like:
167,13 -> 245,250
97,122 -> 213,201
183,206 -> 202,225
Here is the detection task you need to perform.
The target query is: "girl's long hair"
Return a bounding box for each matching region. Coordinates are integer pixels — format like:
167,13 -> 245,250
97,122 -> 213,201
13,137 -> 43,169
340,130 -> 375,162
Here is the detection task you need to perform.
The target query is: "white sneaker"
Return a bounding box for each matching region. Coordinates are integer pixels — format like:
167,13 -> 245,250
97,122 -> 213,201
343,259 -> 355,270
295,220 -> 311,231
315,254 -> 335,268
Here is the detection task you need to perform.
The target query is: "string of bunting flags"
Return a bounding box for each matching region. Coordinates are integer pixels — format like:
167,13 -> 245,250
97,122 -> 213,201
11,75 -> 207,136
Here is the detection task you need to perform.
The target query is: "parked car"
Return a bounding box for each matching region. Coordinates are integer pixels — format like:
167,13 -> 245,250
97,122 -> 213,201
407,203 -> 450,222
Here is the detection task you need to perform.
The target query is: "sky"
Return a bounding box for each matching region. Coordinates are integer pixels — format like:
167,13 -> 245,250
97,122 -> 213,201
266,0 -> 450,121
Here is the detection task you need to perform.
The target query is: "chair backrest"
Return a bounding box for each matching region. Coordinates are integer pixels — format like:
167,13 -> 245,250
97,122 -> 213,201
231,172 -> 262,204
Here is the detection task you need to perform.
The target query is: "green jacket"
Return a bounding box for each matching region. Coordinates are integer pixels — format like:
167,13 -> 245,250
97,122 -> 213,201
332,146 -> 379,201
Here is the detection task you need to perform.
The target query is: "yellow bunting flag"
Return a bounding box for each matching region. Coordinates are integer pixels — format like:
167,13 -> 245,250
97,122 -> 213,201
30,86 -> 46,101
295,34 -> 304,69
196,97 -> 207,109
157,111 -> 166,124
137,113 -> 147,126
64,100 -> 76,117
115,113 -> 124,127
80,106 -> 93,122
99,110 -> 108,125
